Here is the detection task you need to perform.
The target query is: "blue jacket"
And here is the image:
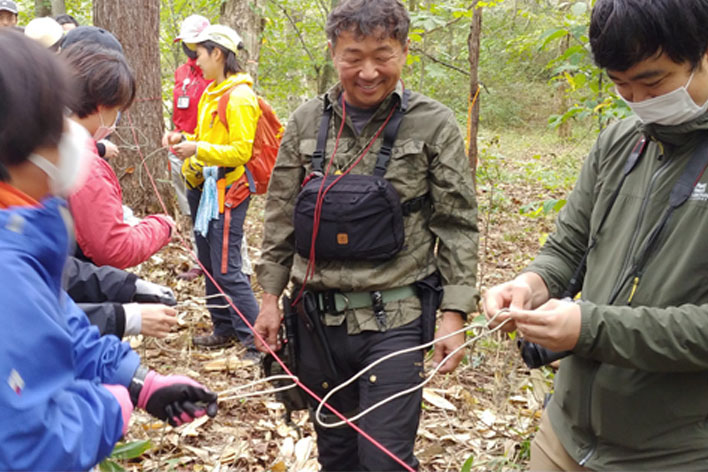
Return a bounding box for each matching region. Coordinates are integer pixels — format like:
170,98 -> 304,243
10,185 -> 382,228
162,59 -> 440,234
0,197 -> 140,470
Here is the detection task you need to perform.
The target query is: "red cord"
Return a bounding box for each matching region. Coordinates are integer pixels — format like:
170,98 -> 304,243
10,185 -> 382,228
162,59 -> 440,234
124,109 -> 414,472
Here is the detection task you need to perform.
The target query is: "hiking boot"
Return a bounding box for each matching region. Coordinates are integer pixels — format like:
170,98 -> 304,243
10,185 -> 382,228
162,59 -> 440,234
242,348 -> 263,365
192,333 -> 237,349
177,266 -> 203,281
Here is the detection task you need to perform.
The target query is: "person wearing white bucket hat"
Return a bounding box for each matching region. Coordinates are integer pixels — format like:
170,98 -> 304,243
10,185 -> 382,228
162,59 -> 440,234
166,15 -> 211,282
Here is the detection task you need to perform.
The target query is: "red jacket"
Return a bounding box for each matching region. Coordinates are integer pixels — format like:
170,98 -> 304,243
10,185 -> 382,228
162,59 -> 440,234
172,58 -> 211,134
68,144 -> 172,269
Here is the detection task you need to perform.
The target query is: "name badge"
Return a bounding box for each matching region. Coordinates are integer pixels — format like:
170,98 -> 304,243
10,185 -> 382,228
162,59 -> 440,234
177,96 -> 190,109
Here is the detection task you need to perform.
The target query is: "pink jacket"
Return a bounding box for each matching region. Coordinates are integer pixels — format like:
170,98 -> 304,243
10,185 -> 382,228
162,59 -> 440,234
69,146 -> 172,269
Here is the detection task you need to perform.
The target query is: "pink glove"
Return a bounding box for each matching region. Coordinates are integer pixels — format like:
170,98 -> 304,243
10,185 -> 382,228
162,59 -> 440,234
136,371 -> 218,427
103,384 -> 133,435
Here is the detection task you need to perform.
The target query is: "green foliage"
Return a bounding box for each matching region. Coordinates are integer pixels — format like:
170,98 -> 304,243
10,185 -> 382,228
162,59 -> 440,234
461,454 -> 475,472
538,1 -> 632,130
519,198 -> 566,218
99,440 -> 152,472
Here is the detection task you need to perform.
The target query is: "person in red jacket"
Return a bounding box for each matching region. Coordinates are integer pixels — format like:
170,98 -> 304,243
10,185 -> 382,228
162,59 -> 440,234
170,15 -> 211,280
62,34 -> 174,269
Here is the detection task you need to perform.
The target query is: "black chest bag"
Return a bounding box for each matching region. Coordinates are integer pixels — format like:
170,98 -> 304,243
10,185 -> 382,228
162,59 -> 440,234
294,90 -> 424,261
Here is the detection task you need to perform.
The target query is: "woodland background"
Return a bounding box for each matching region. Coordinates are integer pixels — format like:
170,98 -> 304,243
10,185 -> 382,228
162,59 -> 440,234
17,0 -> 628,470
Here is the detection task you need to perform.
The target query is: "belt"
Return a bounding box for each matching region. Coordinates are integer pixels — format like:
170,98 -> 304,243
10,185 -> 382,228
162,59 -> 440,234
316,285 -> 416,314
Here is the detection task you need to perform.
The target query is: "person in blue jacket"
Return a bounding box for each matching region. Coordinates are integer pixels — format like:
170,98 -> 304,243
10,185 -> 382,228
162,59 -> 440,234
0,30 -> 218,470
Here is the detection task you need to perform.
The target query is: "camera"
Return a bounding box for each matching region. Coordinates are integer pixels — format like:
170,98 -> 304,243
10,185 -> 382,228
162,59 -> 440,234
518,339 -> 570,369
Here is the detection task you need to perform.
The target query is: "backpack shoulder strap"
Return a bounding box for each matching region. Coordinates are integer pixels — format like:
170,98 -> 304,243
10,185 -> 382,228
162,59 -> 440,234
373,89 -> 410,177
311,94 -> 333,174
217,86 -> 238,133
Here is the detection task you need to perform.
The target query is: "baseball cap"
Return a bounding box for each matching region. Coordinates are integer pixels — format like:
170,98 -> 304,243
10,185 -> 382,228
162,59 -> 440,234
185,24 -> 242,54
25,17 -> 64,49
60,26 -> 123,53
174,14 -> 210,43
0,0 -> 17,14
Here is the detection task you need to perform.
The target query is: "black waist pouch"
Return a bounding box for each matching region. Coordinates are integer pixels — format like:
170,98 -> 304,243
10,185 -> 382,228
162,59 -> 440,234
414,272 -> 443,345
293,173 -> 405,261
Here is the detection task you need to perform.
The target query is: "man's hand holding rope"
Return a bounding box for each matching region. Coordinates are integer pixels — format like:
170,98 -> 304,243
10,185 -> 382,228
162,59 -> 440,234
432,311 -> 466,373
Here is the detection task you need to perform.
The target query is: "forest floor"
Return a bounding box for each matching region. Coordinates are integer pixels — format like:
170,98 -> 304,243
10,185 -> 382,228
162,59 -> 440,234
118,125 -> 595,471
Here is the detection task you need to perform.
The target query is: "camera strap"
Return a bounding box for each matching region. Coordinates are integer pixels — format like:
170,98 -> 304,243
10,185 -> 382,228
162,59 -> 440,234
563,133 -> 708,301
563,135 -> 647,297
608,133 -> 708,304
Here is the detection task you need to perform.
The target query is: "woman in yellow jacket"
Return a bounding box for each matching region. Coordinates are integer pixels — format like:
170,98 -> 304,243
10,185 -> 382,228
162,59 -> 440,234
163,25 -> 260,355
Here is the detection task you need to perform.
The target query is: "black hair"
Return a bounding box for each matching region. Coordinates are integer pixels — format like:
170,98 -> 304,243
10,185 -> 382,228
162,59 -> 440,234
55,13 -> 79,27
590,0 -> 708,71
199,40 -> 243,76
326,0 -> 409,47
60,42 -> 136,118
182,40 -> 197,60
0,30 -> 75,170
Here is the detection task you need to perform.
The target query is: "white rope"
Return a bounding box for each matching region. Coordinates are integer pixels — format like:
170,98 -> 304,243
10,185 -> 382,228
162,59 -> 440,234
217,374 -> 298,403
314,310 -> 511,428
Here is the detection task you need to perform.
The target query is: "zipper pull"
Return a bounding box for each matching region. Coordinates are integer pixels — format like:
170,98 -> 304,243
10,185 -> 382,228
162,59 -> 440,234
627,276 -> 640,304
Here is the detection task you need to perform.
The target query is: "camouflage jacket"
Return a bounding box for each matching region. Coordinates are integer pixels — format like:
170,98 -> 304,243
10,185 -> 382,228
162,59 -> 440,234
256,82 -> 479,332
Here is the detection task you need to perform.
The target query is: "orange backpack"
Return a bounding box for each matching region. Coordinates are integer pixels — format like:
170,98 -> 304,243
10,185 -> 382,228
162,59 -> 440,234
217,87 -> 284,195
217,87 -> 284,273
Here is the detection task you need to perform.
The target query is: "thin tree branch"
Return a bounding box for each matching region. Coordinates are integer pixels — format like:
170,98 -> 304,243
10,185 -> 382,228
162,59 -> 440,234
270,0 -> 318,66
419,2 -> 478,37
410,46 -> 470,76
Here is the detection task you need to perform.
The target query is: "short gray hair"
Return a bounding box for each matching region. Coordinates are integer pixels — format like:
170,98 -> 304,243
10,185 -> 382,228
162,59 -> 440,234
326,0 -> 410,47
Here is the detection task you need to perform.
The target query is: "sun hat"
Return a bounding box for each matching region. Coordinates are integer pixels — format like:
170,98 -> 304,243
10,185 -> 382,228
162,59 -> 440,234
25,17 -> 64,49
174,14 -> 210,43
185,24 -> 242,54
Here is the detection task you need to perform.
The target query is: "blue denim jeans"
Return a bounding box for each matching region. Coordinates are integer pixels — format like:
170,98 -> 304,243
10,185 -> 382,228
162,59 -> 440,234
188,189 -> 258,345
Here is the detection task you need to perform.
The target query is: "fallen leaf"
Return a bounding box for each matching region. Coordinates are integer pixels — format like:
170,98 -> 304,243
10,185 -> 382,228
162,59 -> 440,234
423,388 -> 457,411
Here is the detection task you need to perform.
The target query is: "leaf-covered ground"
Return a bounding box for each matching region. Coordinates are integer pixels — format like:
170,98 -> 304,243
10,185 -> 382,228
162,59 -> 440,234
121,128 -> 592,471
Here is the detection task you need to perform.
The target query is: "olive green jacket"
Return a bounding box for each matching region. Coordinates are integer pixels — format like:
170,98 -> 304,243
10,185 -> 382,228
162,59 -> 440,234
526,113 -> 708,469
256,82 -> 479,332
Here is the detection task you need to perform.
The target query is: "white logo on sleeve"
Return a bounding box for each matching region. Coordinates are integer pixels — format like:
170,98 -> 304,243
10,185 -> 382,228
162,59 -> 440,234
690,183 -> 708,201
8,369 -> 24,395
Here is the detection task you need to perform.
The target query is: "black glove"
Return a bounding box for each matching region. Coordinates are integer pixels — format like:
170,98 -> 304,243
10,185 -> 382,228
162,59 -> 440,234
133,279 -> 177,306
131,368 -> 218,427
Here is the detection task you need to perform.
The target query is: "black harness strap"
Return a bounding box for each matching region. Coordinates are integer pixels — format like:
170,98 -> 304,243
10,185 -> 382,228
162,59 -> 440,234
311,89 -> 411,176
311,95 -> 333,175
373,89 -> 410,177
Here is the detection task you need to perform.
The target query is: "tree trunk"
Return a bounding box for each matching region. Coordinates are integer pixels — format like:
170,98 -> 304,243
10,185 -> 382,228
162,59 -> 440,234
93,0 -> 173,214
220,0 -> 265,84
34,0 -> 51,16
51,0 -> 65,15
467,4 -> 482,182
317,0 -> 339,94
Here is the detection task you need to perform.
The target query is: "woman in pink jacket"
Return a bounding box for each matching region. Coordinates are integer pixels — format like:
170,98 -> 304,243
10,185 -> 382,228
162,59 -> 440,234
63,33 -> 174,269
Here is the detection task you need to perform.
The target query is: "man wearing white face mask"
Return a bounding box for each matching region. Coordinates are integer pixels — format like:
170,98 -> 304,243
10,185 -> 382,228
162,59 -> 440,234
482,0 -> 708,470
59,40 -> 175,270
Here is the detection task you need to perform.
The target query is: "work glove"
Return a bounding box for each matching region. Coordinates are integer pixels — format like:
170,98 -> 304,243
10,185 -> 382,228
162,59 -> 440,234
131,368 -> 218,427
133,279 -> 177,306
103,384 -> 134,435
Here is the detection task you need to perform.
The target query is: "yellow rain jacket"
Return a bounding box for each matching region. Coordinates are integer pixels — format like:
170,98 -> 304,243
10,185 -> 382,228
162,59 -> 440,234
181,72 -> 262,189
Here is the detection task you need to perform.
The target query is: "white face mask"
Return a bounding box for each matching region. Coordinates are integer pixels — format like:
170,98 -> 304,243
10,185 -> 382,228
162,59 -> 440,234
29,119 -> 91,197
93,110 -> 118,141
619,71 -> 708,125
